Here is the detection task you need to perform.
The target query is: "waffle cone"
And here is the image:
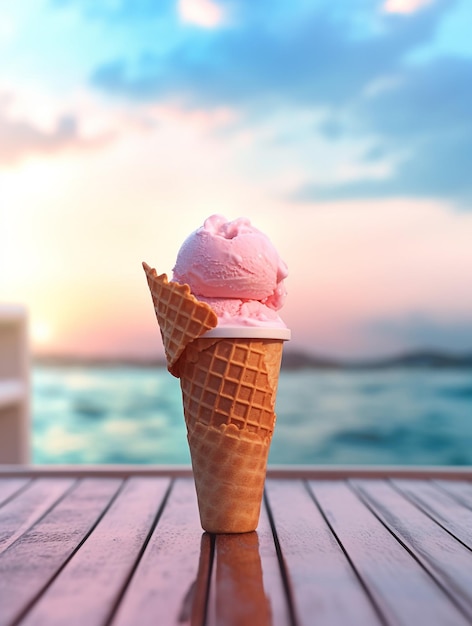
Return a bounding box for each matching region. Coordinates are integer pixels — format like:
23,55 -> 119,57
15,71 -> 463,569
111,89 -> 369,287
142,263 -> 217,376
179,337 -> 284,533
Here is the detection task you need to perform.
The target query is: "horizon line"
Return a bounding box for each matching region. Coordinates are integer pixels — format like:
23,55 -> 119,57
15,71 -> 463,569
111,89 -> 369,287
32,346 -> 472,370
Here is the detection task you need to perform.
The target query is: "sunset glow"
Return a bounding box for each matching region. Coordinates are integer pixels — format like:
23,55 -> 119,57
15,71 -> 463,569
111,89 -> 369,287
1,0 -> 472,361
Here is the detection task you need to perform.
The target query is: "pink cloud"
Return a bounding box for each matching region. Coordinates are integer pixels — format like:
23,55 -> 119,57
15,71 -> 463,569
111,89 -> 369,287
146,103 -> 237,133
0,92 -> 115,166
178,0 -> 225,28
383,0 -> 434,14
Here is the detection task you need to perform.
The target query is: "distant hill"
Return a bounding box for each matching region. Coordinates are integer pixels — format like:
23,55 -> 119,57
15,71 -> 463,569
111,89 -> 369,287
358,349 -> 472,369
281,349 -> 472,370
34,348 -> 472,370
281,351 -> 341,369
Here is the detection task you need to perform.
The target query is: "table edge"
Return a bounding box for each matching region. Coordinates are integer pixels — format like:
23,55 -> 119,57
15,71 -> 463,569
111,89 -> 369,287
1,464 -> 471,479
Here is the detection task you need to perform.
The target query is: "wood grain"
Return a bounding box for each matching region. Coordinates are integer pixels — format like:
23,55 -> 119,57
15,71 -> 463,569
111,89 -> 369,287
0,478 -> 122,626
265,479 -> 381,626
19,477 -> 170,626
0,477 -> 29,507
434,479 -> 472,510
111,478 -> 204,626
353,478 -> 472,621
392,479 -> 472,550
0,478 -> 75,556
311,479 -> 469,626
2,470 -> 472,625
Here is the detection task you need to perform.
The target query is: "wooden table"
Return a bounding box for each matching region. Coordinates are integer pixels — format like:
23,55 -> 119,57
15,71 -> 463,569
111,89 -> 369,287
1,465 -> 472,626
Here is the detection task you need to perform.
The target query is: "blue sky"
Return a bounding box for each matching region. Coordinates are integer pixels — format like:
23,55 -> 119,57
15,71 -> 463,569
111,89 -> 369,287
2,0 -> 472,200
1,0 -> 472,358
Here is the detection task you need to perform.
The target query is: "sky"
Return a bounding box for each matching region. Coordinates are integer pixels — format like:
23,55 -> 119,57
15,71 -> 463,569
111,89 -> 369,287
1,0 -> 472,361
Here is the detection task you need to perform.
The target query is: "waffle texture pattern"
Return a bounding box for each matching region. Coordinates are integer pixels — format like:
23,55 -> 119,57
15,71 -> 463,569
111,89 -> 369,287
142,262 -> 217,376
180,338 -> 283,532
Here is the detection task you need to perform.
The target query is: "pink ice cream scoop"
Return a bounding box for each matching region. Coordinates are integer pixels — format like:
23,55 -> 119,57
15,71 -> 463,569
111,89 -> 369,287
172,215 -> 288,328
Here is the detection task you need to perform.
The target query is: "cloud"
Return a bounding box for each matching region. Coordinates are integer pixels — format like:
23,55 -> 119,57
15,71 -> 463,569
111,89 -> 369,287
86,0 -> 472,206
0,93 -> 114,165
92,2 -> 440,107
383,0 -> 434,14
297,55 -> 472,204
178,0 -> 225,28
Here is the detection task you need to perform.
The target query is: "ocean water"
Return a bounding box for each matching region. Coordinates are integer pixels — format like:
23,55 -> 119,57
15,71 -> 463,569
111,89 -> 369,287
32,364 -> 472,466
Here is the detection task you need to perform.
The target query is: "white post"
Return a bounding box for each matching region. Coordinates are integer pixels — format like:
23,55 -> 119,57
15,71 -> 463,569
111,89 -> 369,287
0,305 -> 30,464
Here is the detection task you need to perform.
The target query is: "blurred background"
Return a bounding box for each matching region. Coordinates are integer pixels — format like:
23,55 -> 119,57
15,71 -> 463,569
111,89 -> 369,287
1,0 -> 471,466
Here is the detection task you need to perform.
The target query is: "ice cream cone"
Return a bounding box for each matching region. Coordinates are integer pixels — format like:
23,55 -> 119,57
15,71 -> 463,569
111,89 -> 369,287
143,262 -> 287,533
179,337 -> 283,533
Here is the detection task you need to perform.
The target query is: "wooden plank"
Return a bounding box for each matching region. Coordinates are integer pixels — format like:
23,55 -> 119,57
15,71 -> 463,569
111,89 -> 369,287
207,533 -> 273,626
190,532 -> 214,626
434,479 -> 472,510
310,480 -> 469,626
20,477 -> 170,626
264,479 -> 381,626
0,477 -> 29,506
111,478 -> 206,626
0,478 -> 75,556
112,478 -> 290,626
353,479 -> 472,620
392,479 -> 472,550
257,498 -> 292,626
205,498 -> 289,626
0,478 -> 122,626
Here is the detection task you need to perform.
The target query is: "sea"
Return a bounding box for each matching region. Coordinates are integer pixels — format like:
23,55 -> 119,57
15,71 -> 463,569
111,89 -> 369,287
32,364 -> 472,466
